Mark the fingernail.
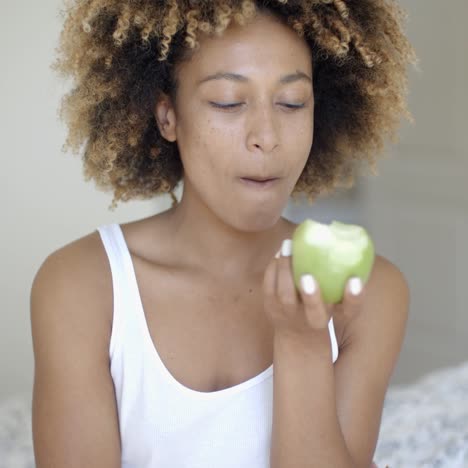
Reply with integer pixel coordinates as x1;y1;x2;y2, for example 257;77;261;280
349;277;363;296
301;274;316;295
275;249;281;259
281;239;292;257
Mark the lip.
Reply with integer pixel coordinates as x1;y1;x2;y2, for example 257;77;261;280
239;177;280;189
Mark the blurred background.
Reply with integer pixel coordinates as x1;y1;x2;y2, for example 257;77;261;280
1;0;467;426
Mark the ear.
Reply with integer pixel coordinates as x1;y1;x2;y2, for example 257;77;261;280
154;94;177;142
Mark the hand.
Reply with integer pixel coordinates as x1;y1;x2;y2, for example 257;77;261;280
262;239;365;341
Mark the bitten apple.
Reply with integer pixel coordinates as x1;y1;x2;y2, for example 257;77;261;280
291;219;375;304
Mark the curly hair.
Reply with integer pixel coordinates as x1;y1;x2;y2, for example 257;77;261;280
51;0;418;211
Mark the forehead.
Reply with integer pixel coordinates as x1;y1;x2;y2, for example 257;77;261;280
178;13;313;84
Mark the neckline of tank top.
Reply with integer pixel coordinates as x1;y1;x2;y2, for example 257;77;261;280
107;223;336;400
107;223;273;399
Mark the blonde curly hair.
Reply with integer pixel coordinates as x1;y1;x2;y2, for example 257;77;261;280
51;0;418;211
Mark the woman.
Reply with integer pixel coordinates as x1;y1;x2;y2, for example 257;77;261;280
31;1;416;467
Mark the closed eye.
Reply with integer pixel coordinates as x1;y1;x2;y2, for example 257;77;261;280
209;102;305;110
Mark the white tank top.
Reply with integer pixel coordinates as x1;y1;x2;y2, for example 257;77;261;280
96;223;339;468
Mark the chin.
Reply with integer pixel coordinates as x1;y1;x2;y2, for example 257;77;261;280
233;209;285;233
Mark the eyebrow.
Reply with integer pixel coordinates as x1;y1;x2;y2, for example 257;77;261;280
196;70;313;87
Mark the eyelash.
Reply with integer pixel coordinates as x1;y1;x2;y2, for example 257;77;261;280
209;102;305;111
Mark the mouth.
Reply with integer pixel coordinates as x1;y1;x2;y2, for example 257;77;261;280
239;177;280;189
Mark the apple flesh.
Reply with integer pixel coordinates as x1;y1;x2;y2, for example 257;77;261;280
291;219;375;304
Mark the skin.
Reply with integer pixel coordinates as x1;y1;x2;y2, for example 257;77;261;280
154;12;314;282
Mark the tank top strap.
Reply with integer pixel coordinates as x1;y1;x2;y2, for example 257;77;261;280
328;317;339;363
96;223;144;359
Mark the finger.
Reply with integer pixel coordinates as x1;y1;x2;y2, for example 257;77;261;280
342;276;364;319
276;239;300;308
299;274;330;329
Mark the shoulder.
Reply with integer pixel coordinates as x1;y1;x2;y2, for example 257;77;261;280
341;253;410;350
369;254;410;298
30;229;113;351
32;229;112;304
365;253;410;318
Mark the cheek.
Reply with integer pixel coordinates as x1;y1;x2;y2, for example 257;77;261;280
288;119;314;173
176;116;211;159
198;119;240;157
286;116;314;152
178;121;236;179
302;111;314;145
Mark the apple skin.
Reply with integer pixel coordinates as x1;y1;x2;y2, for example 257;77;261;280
291;219;375;304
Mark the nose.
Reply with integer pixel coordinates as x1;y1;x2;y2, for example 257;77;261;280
246;101;280;153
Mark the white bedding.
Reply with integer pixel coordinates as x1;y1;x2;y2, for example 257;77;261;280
374;360;468;468
1;360;468;468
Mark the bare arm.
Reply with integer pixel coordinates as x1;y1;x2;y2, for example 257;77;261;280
332;257;409;467
268;255;409;468
30;243;121;468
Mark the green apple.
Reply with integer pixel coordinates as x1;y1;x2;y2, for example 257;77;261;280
291;219;375;304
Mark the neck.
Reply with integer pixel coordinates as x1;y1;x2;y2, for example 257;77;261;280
163;187;293;281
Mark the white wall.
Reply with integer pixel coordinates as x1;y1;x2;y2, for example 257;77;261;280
361;0;468;385
1;0;467;402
